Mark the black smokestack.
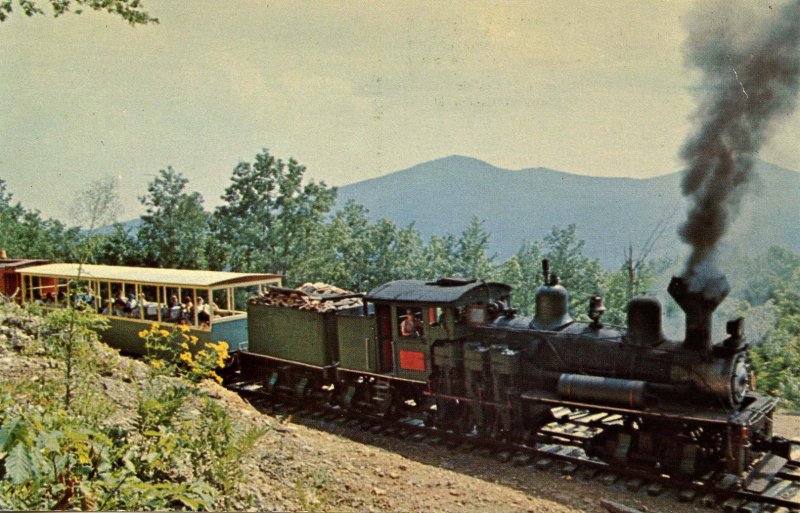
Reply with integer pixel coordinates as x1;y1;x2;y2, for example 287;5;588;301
679;0;800;282
668;274;730;352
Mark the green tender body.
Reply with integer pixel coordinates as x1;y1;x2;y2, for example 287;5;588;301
336;314;376;372
247;303;335;367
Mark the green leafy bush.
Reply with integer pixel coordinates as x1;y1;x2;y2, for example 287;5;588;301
751;327;800;409
0;306;264;510
138;323;229;384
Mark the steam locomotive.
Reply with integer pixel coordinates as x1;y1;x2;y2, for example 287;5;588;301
239;260;794;479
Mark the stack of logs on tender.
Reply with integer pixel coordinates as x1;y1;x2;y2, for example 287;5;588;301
250;282;363;312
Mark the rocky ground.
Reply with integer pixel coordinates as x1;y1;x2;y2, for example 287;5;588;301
1;303;797;512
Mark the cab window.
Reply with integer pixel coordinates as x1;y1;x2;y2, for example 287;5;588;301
428;306;445;327
398;307;423;338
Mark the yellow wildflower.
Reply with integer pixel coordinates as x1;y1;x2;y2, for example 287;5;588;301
214;374;223;384
159;330;170;337
190;336;198;344
179;352;192;363
179;325;190;333
150;359;164;369
180;342;189;350
138;330;148;338
151;322;160;330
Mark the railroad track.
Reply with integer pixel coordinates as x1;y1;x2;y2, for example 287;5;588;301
225;377;800;513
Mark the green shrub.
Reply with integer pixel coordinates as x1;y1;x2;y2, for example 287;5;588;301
751;324;800;411
138;323;229;384
1;307;264;510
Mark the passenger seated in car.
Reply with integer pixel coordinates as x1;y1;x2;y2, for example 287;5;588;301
125;293;138;315
182;296;194;321
113;291;127;316
196;297;211;324
168;295;182;321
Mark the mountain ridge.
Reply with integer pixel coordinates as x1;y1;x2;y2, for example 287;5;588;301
107;156;799;269
336;155;800;268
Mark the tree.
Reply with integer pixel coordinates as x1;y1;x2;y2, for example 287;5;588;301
68;175;118;263
362;218;421;290
13;211;79;261
600;249;662;326
69;175;117;231
46;176;119;410
390;223;423;283
497;240;542;316
0;0;157;24
0;180;25;255
738;246;800;306
138;167;209;269
211;149;336;278
0;180;78;260
89;223;143;266
298;201;422;292
414;234;459;281
296;200;368;289
739;261;800;409
453;216;496;280
412;220;496;282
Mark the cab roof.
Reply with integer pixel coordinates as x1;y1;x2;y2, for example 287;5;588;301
365;278;511;305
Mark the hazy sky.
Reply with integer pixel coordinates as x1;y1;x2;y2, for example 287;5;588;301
2;0;799;222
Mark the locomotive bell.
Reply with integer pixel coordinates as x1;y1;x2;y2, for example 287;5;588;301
532;260;573;331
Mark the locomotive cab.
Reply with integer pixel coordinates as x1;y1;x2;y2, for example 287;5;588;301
365;278;512;382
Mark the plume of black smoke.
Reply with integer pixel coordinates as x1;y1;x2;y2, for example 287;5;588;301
679;0;800;286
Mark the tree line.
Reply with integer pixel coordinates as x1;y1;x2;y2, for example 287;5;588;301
1;148;798;408
0;149;657;323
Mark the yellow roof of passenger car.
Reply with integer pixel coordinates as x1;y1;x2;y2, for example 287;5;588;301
19;263;282;289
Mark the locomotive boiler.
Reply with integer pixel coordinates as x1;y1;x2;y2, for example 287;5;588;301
480;262;750;410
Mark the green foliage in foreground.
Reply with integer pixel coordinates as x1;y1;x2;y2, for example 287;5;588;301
0;303;266;510
749;267;800;410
